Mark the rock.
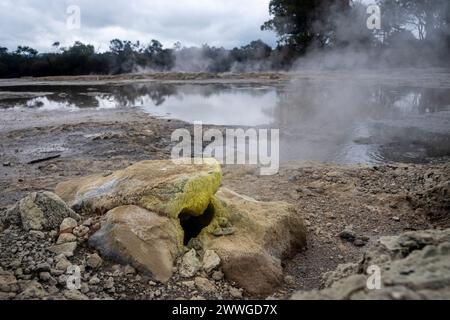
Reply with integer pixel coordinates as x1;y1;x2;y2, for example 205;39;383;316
124;265;136;275
4;192;80;231
36;263;51;273
104;277;115;289
200;188;307;296
16;281;48;300
55;159;222;218
292;228;450;300
339;229;356;242
181;281;196;289
202;250;221;273
89;205;179;283
39;272;52;282
73;225;90;238
179;249;202;278
56;233;77;244
55;159;306;296
86;253;103;269
212;270;224;281
229;287;243;299
187;238;203;251
48;242;77;257
64;290;89;300
195;277;216;293
60;217;78;232
0;270;19;293
55;256;72;271
89;276;100;286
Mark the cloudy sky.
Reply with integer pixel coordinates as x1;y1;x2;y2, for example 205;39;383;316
0;0;277;52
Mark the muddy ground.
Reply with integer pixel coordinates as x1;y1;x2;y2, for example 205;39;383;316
0;73;449;300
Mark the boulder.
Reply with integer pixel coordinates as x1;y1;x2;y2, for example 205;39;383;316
55;159;222;218
198;188;307;296
291;228;450;300
89;205;180;283
4;191;80;231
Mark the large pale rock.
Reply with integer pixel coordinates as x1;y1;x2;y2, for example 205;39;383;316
199;188;307;296
89;205;180;283
55;159;222;218
4;191;80;231
56;159;307;295
292;228;450;300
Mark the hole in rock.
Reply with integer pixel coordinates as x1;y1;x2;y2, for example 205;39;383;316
179;202;215;245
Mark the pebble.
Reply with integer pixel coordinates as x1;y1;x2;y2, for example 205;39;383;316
195;277;216;293
202;250;221;273
212;270;224;281
89;276;101;286
56;233;77;244
124;265;136;275
229;287;243;299
60;218;78;232
86;253;103;269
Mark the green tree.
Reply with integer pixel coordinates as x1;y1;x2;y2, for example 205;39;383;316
262;0;351;51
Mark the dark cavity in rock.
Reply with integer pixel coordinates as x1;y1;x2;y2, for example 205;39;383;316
179;203;215;245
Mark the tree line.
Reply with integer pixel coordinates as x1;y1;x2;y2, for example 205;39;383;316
0;0;449;78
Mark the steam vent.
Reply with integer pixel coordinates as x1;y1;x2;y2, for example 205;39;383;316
55;159;307;295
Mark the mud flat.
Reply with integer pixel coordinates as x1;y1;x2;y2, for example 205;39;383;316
0;73;449;300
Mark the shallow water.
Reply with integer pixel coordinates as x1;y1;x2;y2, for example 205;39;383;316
1;82;450;164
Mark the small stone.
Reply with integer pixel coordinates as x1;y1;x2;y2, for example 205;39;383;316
202;250;221;273
124;265;136;275
104;277;115;289
36;263;51;272
89;276;101;285
195;277;216;293
179;249;201;278
73;225;89;238
0;270;19;293
64;290;89;300
181;281;196;289
339;229;356;242
212;270;224;281
29;230;46;239
86;253;103;270
187;238;203;251
222;227;236;236
229;287;243;299
39;272;52;282
48;242;77;257
82;218;93;227
56;233;77;244
3;162;11;167
60;218;78;232
16;281;48;300
80;283;90;294
284;275;296;286
393;216;400;222
354;238;367;247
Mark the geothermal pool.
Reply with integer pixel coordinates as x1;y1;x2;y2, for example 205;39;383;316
1;81;450;164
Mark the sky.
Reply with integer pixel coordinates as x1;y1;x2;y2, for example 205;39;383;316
0;0;277;53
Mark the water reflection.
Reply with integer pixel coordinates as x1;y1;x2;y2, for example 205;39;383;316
1;82;449;164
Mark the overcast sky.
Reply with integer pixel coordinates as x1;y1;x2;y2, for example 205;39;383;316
0;0;277;52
